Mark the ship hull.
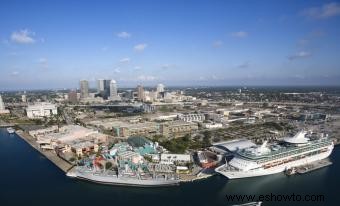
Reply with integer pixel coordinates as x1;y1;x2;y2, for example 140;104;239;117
68;171;180;187
216;144;333;179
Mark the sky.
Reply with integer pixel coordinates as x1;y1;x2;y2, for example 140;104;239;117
0;0;340;90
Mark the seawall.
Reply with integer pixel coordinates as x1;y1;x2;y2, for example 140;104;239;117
15;130;73;173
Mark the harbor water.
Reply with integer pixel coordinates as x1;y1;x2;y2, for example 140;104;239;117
0;128;339;206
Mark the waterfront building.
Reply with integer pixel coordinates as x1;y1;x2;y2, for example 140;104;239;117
0;95;10;114
160;154;192;165
26;102;57;119
80;80;89;99
69;141;99;157
30;125;107;155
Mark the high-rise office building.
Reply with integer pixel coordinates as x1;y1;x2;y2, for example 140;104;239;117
136;85;144;101
110;80;119;100
97;79;111;99
97;79;105;93
80;80;89;99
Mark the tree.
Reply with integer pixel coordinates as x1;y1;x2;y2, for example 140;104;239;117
105;162;113;170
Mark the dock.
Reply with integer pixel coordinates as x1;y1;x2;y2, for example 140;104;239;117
296;159;332;174
16;130;74;173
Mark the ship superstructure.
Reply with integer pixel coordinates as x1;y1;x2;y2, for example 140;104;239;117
215;131;334;179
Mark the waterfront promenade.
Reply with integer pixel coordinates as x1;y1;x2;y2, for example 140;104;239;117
16;130;73;173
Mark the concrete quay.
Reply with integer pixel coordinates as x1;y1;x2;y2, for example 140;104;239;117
16;130;73;173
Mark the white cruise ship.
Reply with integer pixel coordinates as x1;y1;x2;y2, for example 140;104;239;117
215;131;334;179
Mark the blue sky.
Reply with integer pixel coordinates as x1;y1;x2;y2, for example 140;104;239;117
1;0;340;90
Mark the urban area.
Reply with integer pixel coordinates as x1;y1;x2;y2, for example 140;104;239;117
1;79;339;186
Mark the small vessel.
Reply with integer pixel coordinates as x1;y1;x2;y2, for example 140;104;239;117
7;127;15;134
232;202;262;206
285;167;296;176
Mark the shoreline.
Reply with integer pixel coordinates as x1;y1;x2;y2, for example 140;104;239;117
13;129;211;185
15;130;73;173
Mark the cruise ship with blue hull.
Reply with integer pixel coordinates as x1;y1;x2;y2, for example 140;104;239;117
216;131;334;179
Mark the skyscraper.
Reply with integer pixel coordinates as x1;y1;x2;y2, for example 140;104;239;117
80;80;89;99
110;79;118;100
97;79;111;99
97;79;105;93
137;85;144;101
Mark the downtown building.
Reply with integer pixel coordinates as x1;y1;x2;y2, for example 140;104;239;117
80;80;89;99
97;79;111;99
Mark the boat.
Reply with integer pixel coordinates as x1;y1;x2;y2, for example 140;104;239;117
285;167;296;176
7;127;15;134
232;202;262;206
67;166;180;187
215;131;334;179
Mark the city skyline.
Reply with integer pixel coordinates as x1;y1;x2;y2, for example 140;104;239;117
1;0;340;90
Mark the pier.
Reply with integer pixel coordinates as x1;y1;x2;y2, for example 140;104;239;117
296;159;333;174
16;130;73;173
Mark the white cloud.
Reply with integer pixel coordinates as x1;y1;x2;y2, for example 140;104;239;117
212;40;223;48
301;2;340;19
134;43;147;52
119;57;130;63
117;31;131;38
288;51;312;60
137;75;157;81
230;31;248;38
11;29;36;44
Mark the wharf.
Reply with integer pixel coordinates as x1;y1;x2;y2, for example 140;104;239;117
296;159;332;174
16;130;73;173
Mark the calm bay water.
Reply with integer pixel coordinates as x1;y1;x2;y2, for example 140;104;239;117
0;128;339;206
